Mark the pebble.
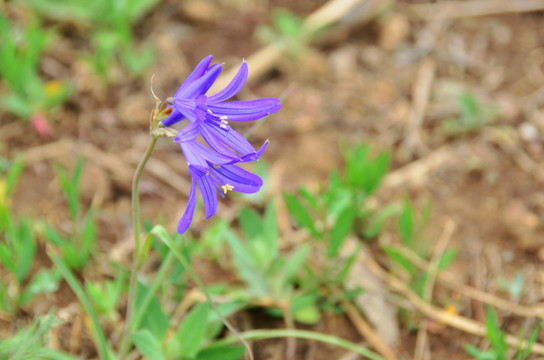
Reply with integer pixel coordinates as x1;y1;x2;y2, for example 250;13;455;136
519;122;540;142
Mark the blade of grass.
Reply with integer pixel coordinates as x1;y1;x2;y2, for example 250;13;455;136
211;329;384;360
49;253;112;360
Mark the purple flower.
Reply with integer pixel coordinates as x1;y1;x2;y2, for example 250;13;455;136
162;55;281;159
167;55;280;234
175;126;264;234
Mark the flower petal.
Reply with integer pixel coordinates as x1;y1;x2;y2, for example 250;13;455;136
179;64;222;99
179;141;206;167
190;165;218;219
161;106;185;127
190;140;240;165
172;99;198;123
212;164;263;194
199;121;256;156
174;122;199;143
175;55;213;97
207;61;248;103
208;98;281;121
240;140;268;162
177;177;197;234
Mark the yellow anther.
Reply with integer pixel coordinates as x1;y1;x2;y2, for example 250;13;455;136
220;184;234;194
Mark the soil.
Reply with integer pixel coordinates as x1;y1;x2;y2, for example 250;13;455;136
2;0;544;359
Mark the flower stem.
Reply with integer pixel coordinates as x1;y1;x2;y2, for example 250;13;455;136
118;135;158;360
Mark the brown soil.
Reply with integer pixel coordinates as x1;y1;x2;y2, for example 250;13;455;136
2;0;544;359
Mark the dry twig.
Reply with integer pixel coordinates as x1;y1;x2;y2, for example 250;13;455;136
414;219;456;360
362;252;544;355
411;0;544;21
393;244;544;320
402;58;436;158
342;301;398;360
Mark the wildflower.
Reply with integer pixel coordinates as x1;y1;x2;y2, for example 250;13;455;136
162;55;281;159
175;124;264;234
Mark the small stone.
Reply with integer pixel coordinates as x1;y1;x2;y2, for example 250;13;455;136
379;13;410;51
519;122;540;142
329;46;358;79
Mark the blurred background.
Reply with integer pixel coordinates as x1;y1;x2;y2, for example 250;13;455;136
1;0;544;359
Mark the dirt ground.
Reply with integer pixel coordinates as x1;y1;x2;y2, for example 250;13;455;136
2;0;544;359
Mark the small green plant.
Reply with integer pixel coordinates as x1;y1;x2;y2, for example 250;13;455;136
42;158;97;271
496;273;524;303
0;158;60;314
220;202;318;325
24;0;158;81
255;9;308;57
132;301;246;360
441;91;496;135
464;307;539;360
127;227;251;360
0;314;76;360
381;198;457;328
0;15;70;130
86;268;127;322
275;145;397;314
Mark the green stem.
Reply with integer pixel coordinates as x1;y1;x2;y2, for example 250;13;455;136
50;253;111;360
118;135;158;359
211;329;384;360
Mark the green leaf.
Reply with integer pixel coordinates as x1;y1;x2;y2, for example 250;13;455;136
437;248;457;271
328;206;356;258
14;219;36;282
132;330;166;360
263;201;279;257
345;145;390;195
283;194;320;237
5;158;25;196
43;224;65;246
239;208;263;240
135;282;169;341
398;200;413;246
0;94;32;119
464;344;495;359
0;242;15;273
274;9;302;38
346;145;369;189
382;245;415;275
516;326;539;360
168;302;209;358
363;203;400;238
298;188;318;210
195;345;245;360
224;230;267;296
292;294;320;325
19;268;60;304
485;307;507;359
278;244;309;287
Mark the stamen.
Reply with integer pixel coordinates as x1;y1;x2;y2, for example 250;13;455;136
221;184;234;194
213;165;221;169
